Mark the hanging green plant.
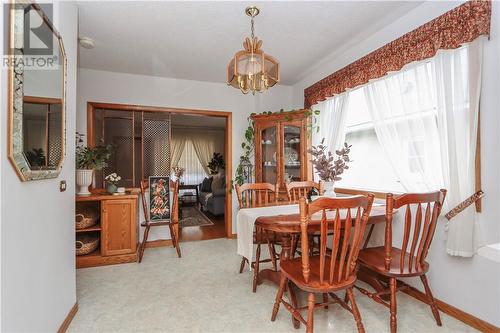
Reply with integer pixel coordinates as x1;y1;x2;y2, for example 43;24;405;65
233;108;320;187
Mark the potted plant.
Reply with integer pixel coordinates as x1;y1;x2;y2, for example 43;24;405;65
76;133;113;196
207;152;225;175
308;138;351;197
104;173;121;194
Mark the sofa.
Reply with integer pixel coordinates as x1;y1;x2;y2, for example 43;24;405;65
198;174;225;216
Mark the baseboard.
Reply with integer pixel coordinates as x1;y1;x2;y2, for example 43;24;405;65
229;233;237;239
403;285;499;333
57;302;78;333
145;239;173;248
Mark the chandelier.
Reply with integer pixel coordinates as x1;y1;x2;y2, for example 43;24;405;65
227;6;279;94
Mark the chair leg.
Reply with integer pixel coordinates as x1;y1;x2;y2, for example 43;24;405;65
239;257;248;273
253;244;261;292
420;274;442;326
169;224;182;258
271;274;287;321
347;287;365;333
138;225;150;263
322;293;329;309
306;293;315;333
268;240;278;271
389;277;397;333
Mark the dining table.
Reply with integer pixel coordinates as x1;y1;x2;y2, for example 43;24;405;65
236;201;389;329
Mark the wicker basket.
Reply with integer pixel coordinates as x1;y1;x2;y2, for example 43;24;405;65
75;208;98;230
76;235;99;256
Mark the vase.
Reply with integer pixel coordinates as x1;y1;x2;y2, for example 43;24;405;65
107;184;118;194
76;169;93;196
323;181;336;198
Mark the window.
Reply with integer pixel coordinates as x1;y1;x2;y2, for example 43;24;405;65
334;88;405;193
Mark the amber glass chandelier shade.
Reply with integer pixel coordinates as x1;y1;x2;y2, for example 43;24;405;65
227;48;279;94
227;7;279;94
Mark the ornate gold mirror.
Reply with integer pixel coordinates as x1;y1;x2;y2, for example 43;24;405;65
8;2;66;181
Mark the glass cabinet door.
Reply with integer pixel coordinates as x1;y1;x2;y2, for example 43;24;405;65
283;125;302;183
260;126;278;184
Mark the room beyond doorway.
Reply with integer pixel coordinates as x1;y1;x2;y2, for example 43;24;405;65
86;102;233;240
171;113;228;242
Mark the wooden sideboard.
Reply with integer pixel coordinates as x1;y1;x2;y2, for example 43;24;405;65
76;189;139;268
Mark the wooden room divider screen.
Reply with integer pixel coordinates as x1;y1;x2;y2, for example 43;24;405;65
92;108;171;188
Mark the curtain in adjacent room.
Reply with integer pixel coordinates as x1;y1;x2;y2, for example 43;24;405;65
190;130;224;176
177;139;207;185
171;131;187;167
363;38;484;256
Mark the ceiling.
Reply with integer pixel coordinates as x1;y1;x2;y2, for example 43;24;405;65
77;1;423;86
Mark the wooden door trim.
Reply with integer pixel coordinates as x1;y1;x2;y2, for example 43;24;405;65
87;101;233;239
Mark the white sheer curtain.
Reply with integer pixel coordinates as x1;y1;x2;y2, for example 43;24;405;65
435;38;484;256
312;92;350;151
363;61;443;192
363;38;484;256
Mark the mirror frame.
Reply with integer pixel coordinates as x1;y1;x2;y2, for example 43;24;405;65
7;2;67;181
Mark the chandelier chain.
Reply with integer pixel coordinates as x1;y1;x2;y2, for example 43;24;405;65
250;16;255;39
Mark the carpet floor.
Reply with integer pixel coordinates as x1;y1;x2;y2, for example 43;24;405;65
69;239;478;332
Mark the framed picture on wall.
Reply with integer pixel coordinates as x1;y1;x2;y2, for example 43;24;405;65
148;176;170;221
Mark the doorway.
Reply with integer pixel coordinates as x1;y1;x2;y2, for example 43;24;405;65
87;102;233;239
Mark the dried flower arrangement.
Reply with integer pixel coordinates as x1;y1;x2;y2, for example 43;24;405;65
308;138;352;182
172;166;185;179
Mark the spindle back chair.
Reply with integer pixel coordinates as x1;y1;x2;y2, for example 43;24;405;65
138;179;181;262
285;181;324;203
356;189;447;333
271;195;375;333
236;182;278;208
236;182;281;292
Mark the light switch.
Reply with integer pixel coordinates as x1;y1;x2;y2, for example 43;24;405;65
60;180;67;192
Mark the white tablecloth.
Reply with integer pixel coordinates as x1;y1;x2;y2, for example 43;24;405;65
236;202;386;262
237;204;299;262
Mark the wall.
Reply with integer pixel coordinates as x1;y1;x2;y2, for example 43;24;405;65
291;1;500;327
77;68;294;240
0;2;78;332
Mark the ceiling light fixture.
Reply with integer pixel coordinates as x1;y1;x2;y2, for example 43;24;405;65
227;6;279;95
79;37;95;49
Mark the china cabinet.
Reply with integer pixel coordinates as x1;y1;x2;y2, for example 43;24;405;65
252;110;311;190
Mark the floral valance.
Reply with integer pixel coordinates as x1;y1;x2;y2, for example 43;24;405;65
304;0;491;108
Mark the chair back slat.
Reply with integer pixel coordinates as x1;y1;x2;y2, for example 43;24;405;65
286;181;324;203
416;202;431;267
236;183;277;209
408;203;422;272
299;194;374;286
400;205;412;273
384;189;447;273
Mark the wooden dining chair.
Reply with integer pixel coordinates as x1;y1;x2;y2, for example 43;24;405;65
271;195;375;333
285;181;325;256
138;179;182;262
355;189;447;333
285;181;324;203
236;182;281;292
